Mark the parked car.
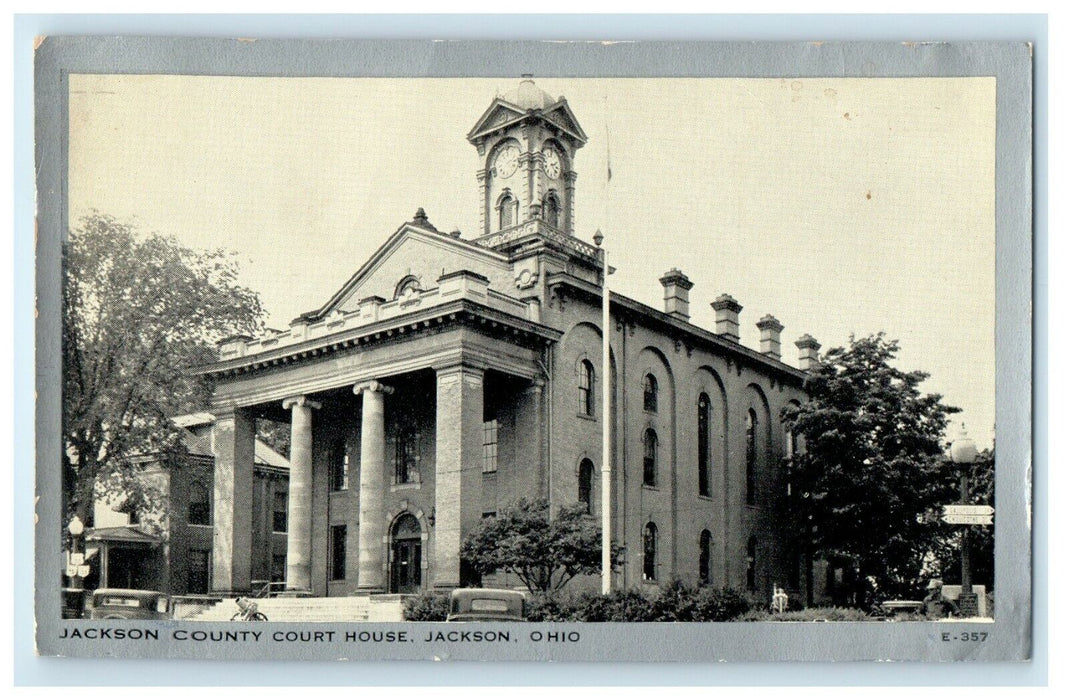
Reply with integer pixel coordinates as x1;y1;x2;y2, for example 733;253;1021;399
446;588;526;622
88;588;171;620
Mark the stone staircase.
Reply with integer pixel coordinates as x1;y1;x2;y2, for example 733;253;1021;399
187;594;405;622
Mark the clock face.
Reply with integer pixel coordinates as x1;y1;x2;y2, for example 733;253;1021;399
495;144;520;179
542;147;562;179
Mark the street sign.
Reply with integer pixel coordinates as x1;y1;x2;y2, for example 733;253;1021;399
65;565;77;578
941;514;993;525
942;505;994;517
69;552;85;566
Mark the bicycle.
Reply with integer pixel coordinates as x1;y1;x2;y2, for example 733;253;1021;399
230;596;268;621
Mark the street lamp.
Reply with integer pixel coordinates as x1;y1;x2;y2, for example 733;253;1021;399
67;515;85;589
948;425;979;613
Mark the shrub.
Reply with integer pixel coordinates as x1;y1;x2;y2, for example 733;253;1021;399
527;582;750;622
735;606;873;622
403;591;450;621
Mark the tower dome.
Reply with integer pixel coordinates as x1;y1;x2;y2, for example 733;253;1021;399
502;75;557;110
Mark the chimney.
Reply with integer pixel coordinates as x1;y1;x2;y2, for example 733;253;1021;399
712;294;743;341
795;334;822;372
756;315;784;359
659;268;694;321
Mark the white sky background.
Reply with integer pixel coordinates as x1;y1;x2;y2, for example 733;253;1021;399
68;75;996;447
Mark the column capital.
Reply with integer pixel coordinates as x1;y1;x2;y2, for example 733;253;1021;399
523;378;546;395
282;395;322;411
353;380;394;396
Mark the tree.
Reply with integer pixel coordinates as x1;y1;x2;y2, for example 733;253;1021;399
62;213;265;524
782;333;961;604
460;498;621;593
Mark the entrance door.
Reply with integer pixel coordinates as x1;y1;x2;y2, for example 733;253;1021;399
390;514;422;594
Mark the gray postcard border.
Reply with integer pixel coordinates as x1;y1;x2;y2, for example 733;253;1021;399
23;25;1040;682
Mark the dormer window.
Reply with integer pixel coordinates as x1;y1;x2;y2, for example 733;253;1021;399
395;276;421;305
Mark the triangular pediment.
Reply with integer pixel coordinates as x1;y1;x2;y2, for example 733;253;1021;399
467;100;528;143
541;102;587;145
297;223;512;323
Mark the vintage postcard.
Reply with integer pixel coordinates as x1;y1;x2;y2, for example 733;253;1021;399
33;38;1033;662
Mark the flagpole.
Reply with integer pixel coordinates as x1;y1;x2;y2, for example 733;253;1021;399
595;230;611;594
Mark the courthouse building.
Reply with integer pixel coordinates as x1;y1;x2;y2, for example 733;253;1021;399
198;78;821;600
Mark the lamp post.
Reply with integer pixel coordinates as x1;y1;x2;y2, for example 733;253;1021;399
949;425;979;614
67;515;85;590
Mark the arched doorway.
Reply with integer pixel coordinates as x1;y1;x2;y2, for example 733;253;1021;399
389;513;422;593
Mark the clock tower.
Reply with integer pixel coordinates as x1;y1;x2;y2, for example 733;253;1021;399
468;76;588;237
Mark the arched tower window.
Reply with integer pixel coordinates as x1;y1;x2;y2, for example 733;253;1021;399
643;374;658;413
746;409;757;506
698;393;711;497
499;192;515;229
579;360;595;416
643;429;658;487
543;192;560;228
699;529;712;584
746;536;758;592
578;458;594;513
643;522;658;581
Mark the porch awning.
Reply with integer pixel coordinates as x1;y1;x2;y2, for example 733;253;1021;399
84;526;161;546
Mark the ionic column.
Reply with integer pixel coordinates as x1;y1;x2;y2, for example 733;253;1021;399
354;380;393;592
211;407;256;592
434;365;484;589
281;395;321;591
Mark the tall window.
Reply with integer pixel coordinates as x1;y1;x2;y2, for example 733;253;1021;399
643;522;658;581
643;374;658;413
188;549;210;594
330;524;347;581
579;360;595;416
482;419;499;473
395;424;419;484
643;429;658;487
699;529;712;584
698;393;711;497
499;193;515;229
329;437;349;492
272;490;288;533
746;536;757;592
746;409;757;506
578;458;594;513
543;192;560;228
188;482;210;525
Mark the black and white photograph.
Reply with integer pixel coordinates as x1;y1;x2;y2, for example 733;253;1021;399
31;37;1033;663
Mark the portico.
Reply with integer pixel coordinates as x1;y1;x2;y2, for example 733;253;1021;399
201;298;558;595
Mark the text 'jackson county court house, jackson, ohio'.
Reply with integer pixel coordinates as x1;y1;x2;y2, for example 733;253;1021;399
196;78;827;603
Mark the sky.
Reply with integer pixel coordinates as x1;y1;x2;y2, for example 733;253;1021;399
67;75;996;447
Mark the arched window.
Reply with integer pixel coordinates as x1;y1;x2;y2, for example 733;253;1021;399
643;374;658;413
188;482;210;525
643;522;658;581
499;192;515;229
698;393;711;497
543;192;560;228
746;536;758;592
643;429;658;487
578;360;595;416
746;409;757;506
699;529;712;584
578;458;594;513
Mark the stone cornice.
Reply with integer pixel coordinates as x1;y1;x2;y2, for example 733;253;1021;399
545;272;807;386
195;299;562;380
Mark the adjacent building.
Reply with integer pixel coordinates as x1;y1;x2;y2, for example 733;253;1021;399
85;413;289;596
198;78;822;601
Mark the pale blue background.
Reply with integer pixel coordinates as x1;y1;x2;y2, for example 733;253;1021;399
13;13;1048;686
